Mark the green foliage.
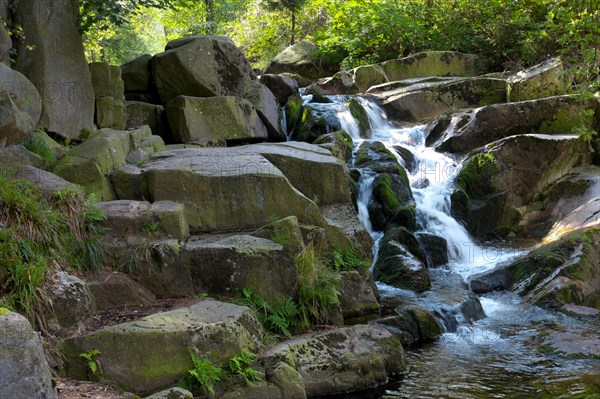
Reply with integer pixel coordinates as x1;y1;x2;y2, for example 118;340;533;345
0;177;106;322
236;288;304;337
22;135;57;166
296;243;341;325
142;220;160;234
185;349;223;394
329;244;370;271
79;349;102;376
226;349;263;386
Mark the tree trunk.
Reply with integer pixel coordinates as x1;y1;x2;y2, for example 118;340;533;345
291;10;296;45
204;0;214;35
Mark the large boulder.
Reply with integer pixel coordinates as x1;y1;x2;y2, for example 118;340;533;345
166;95;267;144
451;134;589;239
125;101;171;141
382;77;507;122
338;270;381;321
259;74;299;105
369;172;416;232
62;300;263;395
260;324;407;397
0;63;42;144
434;95;599;153
507;57;570;102
151;36;255;105
89;62;124;99
470;228;600;310
181;235;296;302
121;54;153;93
85;271;156;311
354;64;388;93
0;310;58;399
54;126;165;200
244;81;283;140
264;40;334;81
373;227;431;292
14;0;94;138
0;21;10;63
382;51;488;82
377;305;443;348
305;71;359;96
111;146;325;232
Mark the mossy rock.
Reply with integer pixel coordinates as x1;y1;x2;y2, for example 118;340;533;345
373;227;430;292
416;233;449;267
313;130;353;162
355;141;404;175
368;173;415;232
347;98;371;138
470;228;600;310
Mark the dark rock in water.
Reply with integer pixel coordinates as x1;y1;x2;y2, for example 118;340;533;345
451;134;589;239
424;113;451;147
376;305;442;348
469;228;600;310
436;95;599;154
259;73;299;105
14;0;94;138
309;93;332;103
417;233;449;267
288;102;341;142
313;130;353;162
348;98;371;138
369;173;416;231
373;227;430;292
392;145;418;173
355;141;404;175
305;71;358;95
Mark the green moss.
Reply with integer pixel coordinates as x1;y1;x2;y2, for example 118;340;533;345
347;99;370;137
455;152;499;196
0;308;10;315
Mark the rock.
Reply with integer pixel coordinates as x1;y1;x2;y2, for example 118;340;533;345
89;62;124;99
392;145;418;174
338;270;381;321
220;381;283;399
252;215;306;256
0;145;44;169
348;98;371;138
8;165;71;195
126;101;171;141
355;141;404;175
305;71;359;95
245;81;283;140
264;40;334;81
354;64;388;93
469;228;600;310
261;325;407;397
95;96;127;129
373;227;430;292
0;63;42;128
416;233;449;267
382;77;507;122
289;102;341;142
377;305;442;348
62;300;264;395
166;95;267;144
0;91;36;144
313;130;354;162
435;95;599;153
266;362;306;399
382;51;488;82
54;126;164;200
111;146;325;232
14;0;94;138
452;134;589;239
144;387;193;399
0;21;10;62
85;271;156;311
0;311;58;399
507;57;570;102
97;200;189;240
152;36;255;105
121;54;153;93
47;271;96;336
180;235;296;302
259;74;299;105
368;172;416;232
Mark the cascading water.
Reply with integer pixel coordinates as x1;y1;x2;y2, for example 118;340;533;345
301;94;600;398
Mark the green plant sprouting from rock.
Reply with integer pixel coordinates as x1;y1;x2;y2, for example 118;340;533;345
79;348;102;376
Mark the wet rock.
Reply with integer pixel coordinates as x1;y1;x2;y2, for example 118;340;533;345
507;57;570;102
62;300;263;395
373;227;430;292
368;173;416;231
0;310;58;399
392;145;418;173
470;228;600;310
260;324;407;397
313;130;354;162
338;270;381;322
355;141;404;175
451;134;589;239
377;304;442;348
435;95;599;153
417;233;449;267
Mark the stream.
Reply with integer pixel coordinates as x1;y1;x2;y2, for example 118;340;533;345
301;94;600;398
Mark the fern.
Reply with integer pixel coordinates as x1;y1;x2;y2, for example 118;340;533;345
186;349;223;395
79;349;102;376
227;349;263;387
